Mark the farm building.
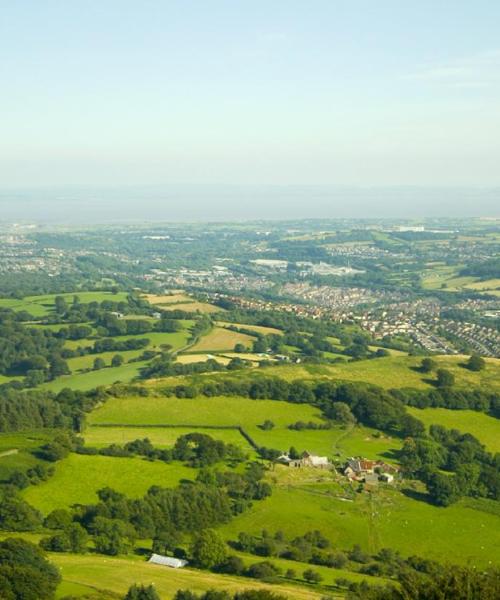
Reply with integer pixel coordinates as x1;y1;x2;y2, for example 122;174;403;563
344;457;399;482
148;553;188;568
278;451;330;469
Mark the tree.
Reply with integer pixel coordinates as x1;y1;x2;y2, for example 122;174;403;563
234;343;246;353
420;357;437;373
111;354;125;367
93;357;106;370
466;355;485;372
260;420;275;431
124;584;161;600
234;592;289;600
44;509;72;530
216;555;245;575
0;494;43;531
427;472;460;506
436;369;455;388
303;568;323;584
330;402;356;425
190;529;227;569
54;296;68;314
246;561;281;580
92;517;136;556
0;538;60;599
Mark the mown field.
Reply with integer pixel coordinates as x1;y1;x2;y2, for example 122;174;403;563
408;407;500;452
189;326;255;352
162;301;222;314
52;554;324;600
22;453;195;513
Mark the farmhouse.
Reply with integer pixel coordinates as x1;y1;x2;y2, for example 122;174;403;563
278;451;330;469
148;553;188;568
344;457;399;482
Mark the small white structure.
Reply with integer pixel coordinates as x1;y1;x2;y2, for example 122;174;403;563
148;553;188;568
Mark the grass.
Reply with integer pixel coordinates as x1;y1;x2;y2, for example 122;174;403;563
256;355;500;391
22;453;195;513
234;550;388;588
0;430;56;482
464;278;500;291
189;327;255;352
408;407;500;453
89;395;323;429
176;354;231;365
144;293;193;304
52;554;324;600
41;360;149;392
216;321;284;336
219;478;500;567
161;301;223;314
67;349;145;371
84;425;252;450
0;291;129;317
87;395;402;458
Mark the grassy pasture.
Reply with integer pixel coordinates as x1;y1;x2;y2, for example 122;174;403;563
67;349;145;371
84;425;251;450
219;480;500;567
41;360;149;392
52;554;323;600
464;278;500;291
0;291;129;317
22;454;194;513
0;430;56;482
234;550;388;588
189;327;255;352
257;355;500;391
408;407;500;453
250;424;401;461
89;395;323;430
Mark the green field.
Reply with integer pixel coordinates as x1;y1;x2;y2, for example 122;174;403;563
219;478;500;567
84;425;252;450
89;395;323;429
87;395;403;459
189;326;255;353
67;349;145;371
408;407;500;452
256;355;500;391
22;453;194;513
52;554;323;600
41;360;149;392
0;430;56;482
0;291;129;317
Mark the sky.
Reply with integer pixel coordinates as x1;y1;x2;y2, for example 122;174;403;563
1;1;499;219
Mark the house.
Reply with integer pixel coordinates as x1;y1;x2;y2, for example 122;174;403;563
344;457;399;482
278;451;330;469
148;553;188;568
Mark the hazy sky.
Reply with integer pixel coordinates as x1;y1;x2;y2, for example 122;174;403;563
1;1;500;196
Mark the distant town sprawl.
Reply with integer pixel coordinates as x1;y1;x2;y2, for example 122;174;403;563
1;218;499;356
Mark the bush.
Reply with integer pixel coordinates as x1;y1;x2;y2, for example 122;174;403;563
303;568;323;584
